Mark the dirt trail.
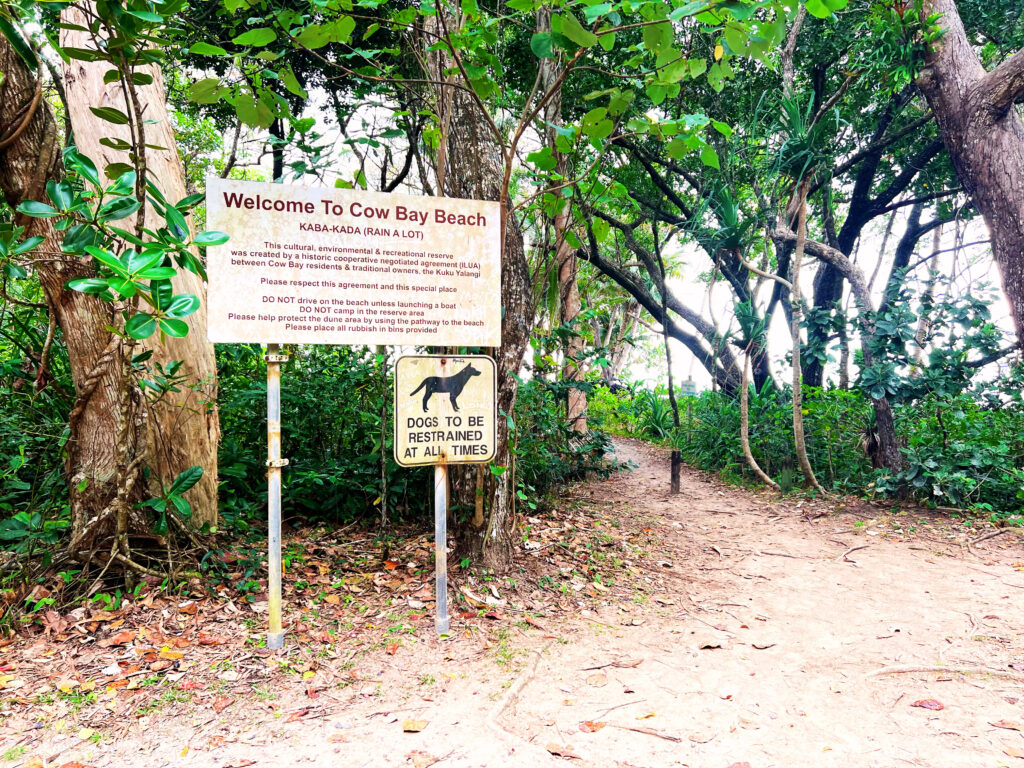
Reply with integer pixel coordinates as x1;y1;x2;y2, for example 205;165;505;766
5;438;1024;768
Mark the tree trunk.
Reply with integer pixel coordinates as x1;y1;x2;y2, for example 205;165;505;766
0;37;140;546
918;0;1024;342
61;8;220;525
537;9;587;434
424;17;533;571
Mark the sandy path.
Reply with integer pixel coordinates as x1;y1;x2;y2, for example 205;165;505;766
8;438;1023;768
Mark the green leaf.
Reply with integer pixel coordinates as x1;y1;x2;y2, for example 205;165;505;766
4;263;29;279
805;0;847;18
530;31;554;59
125;313;157;340
167;466;203;495
232;28;277;47
67;277;110;294
552;13;597;48
126;249;164;274
190;42;228;56
581;107;613;140
526;147;557;171
99;137;132;151
281;67;308;98
0;17;38;70
165;206;189;239
712;120;733;138
136;267;177;280
97;196;142;223
164;294;200;319
700;144;720;169
125;9;162;22
107;170;137;197
85;246;128;274
688;58;708;79
189;78;223;104
16;201;60;218
158;318;189;337
12;236;45;256
193;231;229;246
89;106;131;125
46;180;74;211
63;147;100;187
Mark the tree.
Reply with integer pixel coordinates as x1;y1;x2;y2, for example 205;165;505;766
917;0;1024;342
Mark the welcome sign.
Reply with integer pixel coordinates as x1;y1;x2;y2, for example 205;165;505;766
205;178;502;347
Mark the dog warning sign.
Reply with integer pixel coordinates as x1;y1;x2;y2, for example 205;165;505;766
394;355;496;467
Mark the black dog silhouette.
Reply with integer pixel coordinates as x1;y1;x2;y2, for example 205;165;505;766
409;363;481;413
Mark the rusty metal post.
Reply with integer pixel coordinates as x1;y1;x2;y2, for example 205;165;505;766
266;343;288;650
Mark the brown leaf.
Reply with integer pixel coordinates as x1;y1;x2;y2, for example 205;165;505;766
178;601;199;615
98;630;135;648
726;763;752;768
285;708;309;722
212;695;233;713
323;594;340;605
198;632;228;646
384;560;400;570
158;647;184;661
992;720;1024;731
911;699;944;711
223;761;256;768
403;719;429;733
524;616;548;631
586;673;608;687
544;743;581;759
386;643;399;656
59;762;97;768
149;660;173;672
1005;747;1024;759
579;721;606;733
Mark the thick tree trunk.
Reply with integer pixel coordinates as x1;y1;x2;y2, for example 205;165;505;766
918;0;1024;342
425;18;533;570
61;8;220;525
0;38;140;544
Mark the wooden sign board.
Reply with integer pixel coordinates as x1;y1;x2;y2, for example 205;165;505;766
204;178;501;347
394;355;496;467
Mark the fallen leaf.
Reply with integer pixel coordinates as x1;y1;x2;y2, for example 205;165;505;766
198;632;228;646
158;647;184;661
384;560;400;570
97;630;135;648
224;761;256;768
726;763;752;768
1005;747;1024;759
386;643;398;656
579;721;605;733
212;695;233;713
636;712;656;720
323;594;340;605
992;720;1024;731
545;743;581;759
403;719;429;732
327;734;348;744
59;762;96;768
57;679;79;693
285;708;309;722
149;660;173;672
524;616;548;631
586;673;608;687
178;601;199;615
23;758;45;768
911;699;944;711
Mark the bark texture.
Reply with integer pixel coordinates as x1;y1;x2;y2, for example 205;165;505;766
0;38;138;542
538;8;586;433
424;17;533;570
918;0;1024;342
61;7;220;524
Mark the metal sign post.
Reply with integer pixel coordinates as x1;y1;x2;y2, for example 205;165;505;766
434;464;450;636
393;354;497;636
266;343;288;650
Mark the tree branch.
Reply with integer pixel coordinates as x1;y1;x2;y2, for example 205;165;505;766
975;47;1024;115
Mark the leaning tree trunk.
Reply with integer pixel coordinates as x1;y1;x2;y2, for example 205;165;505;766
538;8;587;434
424;18;533;570
61;6;220;524
918;0;1024;343
0;37;140;543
